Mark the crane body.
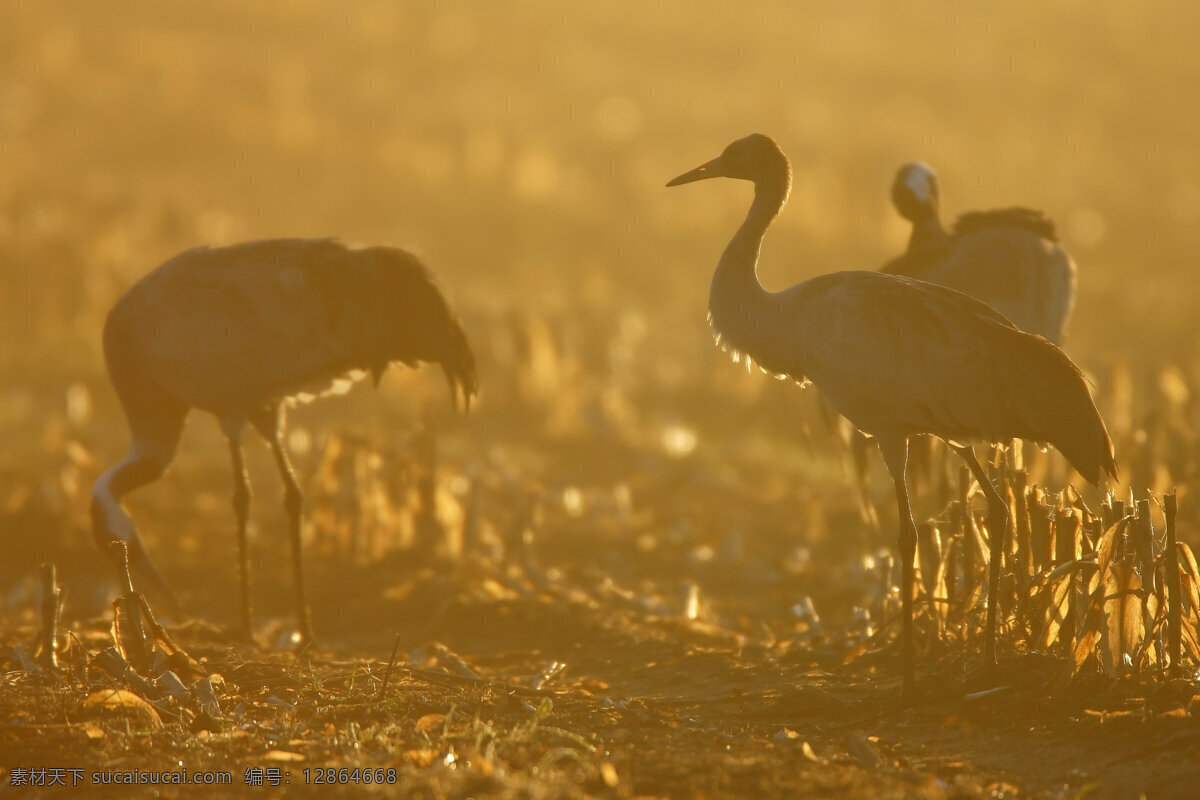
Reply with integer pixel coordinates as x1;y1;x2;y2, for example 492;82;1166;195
883;162;1076;346
92;238;477;644
668;135;1115;697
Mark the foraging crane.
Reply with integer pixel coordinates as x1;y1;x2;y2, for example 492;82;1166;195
667;135;1115;697
91;238;477;645
883;161;1077;345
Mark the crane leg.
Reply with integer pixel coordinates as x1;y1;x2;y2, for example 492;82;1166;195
227;434;254;639
252;407;316;648
950;443;1010;675
876;434;916;700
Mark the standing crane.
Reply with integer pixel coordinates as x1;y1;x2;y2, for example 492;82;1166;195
882;161;1077;345
91;238;477;646
883;162;1079;481
667;135;1115;697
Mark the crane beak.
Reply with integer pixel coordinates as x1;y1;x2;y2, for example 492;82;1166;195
666;156;725;187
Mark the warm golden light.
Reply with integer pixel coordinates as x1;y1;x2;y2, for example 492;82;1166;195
2;2;1197;796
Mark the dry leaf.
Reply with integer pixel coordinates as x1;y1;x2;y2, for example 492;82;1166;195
415;713;446;733
1101;562;1143;676
1035;570;1073;649
82;689;162;729
80;723;105;742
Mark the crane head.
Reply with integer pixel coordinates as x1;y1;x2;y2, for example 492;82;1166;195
667;133;791;187
892;162;940;221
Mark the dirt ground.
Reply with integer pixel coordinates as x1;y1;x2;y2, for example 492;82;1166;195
3;421;1198;799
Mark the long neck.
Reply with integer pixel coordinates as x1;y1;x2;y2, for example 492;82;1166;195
884;208;950;280
91;449;179;603
908;206;948;253
92;457;148;543
708;172;791;355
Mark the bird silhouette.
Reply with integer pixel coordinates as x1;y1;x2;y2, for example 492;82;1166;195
882;161;1076;345
92;238;477;645
667;135;1115;697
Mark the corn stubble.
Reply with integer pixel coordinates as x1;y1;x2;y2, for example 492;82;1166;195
887;457;1199;686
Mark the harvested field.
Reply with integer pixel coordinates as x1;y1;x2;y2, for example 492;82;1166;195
3;2;1200;798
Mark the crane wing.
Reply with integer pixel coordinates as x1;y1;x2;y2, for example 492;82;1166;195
953;207;1058;242
781;272;1021;437
776;271;1111;482
929;227;1077;343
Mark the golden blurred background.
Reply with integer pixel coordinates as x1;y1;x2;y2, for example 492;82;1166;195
4;0;1200;603
5;2;1198;356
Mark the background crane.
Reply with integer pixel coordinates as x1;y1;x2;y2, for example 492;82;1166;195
882;161;1080;482
91;238;478;645
882;161;1077;346
667;134;1116;698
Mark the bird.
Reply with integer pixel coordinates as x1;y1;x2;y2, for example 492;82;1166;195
666;134;1116;697
91;238;477;646
883;162;1080;483
882;161;1077;346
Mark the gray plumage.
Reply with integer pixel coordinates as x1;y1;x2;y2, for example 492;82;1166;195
667;134;1115;697
92;238;477;644
882;162;1077;345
